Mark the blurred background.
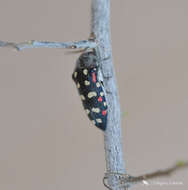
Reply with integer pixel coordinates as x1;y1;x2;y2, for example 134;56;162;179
0;0;187;189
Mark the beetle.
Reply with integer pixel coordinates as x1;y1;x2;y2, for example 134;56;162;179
72;50;107;131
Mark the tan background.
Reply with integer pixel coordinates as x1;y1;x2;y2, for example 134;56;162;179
0;0;187;189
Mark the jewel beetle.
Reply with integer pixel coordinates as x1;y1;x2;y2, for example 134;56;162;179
72;50;108;131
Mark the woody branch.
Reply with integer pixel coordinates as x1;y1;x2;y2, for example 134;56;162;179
0;39;97;51
91;0;126;189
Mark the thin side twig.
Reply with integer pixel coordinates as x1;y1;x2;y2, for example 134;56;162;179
0;39;97;51
131;160;188;182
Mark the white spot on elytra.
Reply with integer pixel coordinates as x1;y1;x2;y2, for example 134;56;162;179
104;102;107;106
80;95;85;100
88;91;97;98
84;80;90;86
96;82;100;87
100;92;104;96
91;107;100;113
77;83;80;88
96;118;102;123
85;109;90;114
83;69;88;75
74;72;77;78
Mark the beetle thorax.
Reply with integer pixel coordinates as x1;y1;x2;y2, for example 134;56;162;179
76;51;98;69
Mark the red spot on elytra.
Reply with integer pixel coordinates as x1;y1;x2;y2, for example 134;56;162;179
98;96;102;102
92;72;96;83
102;110;107;116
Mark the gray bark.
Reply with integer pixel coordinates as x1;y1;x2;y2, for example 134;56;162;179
91;0;126;189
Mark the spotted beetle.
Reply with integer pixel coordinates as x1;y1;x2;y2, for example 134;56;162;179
72;50;107;131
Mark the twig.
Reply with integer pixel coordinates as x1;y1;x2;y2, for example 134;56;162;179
0;39;97;51
131;160;188;182
91;0;126;189
104;161;188;189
